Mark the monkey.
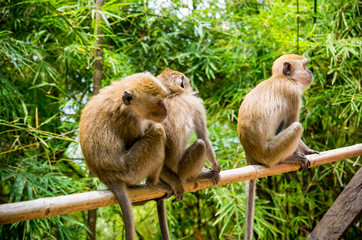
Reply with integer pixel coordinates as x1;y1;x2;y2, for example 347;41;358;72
79;72;169;240
154;68;221;239
158;68;221;196
237;54;319;240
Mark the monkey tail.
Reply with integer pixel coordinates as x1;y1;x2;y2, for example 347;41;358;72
156;199;171;240
110;183;135;240
245;179;256;240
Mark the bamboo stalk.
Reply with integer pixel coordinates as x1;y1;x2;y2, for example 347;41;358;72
89;0;105;237
0;144;361;225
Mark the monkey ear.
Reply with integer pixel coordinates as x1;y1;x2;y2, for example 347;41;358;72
283;62;292;75
122;91;134;106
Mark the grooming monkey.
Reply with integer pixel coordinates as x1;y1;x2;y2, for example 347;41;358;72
237;54;319;240
155;68;221;239
79;72;169;240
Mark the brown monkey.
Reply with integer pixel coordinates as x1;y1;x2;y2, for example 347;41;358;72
237;54;319;240
155;68;221;239
79;72;168;240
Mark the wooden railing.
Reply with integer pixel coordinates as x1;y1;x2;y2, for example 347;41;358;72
0;144;361;225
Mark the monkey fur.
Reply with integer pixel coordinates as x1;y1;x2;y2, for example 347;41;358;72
79;72;169;240
237;54;319;240
155;68;221;239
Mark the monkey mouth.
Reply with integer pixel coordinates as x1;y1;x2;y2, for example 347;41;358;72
302;77;313;86
150;112;168;123
154;115;167;123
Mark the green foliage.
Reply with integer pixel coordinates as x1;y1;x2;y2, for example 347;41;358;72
0;0;361;239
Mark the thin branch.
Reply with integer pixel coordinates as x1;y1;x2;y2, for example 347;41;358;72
46;3;88;49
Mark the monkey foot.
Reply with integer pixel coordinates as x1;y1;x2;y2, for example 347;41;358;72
161;190;173;200
172;192;184;203
213;164;221;173
158;189;183;202
305;149;319;155
299;160;310;171
285;152;311;171
196;167;221;184
296;152;310;171
209;168;220;185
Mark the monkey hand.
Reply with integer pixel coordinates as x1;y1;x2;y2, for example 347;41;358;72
147;123;166;137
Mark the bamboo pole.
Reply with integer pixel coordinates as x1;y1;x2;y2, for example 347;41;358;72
307;166;362;239
0;144;361;225
89;0;105;237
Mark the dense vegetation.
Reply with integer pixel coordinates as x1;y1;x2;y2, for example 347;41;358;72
0;0;360;239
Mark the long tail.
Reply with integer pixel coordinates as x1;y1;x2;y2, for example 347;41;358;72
156;199;171;240
111;183;135;240
245;179;256;240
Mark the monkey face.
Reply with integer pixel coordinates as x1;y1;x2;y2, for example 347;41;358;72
133;94;167;122
147;98;168;122
156;68;192;95
121;72;168;123
283;58;314;87
122;90;168;123
301;61;314;86
293;59;314;87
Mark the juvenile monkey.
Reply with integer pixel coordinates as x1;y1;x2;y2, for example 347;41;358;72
237;54;319;240
155;68;221;239
79;72;168;240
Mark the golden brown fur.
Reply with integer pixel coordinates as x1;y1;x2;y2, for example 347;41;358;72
237;54;318;240
154;68;221;239
238;54;317;167
157;68;220;189
79;72;168;240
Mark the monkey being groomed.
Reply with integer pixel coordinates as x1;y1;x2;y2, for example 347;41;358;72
155;68;221;239
79;72;169;240
237;54;319;240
